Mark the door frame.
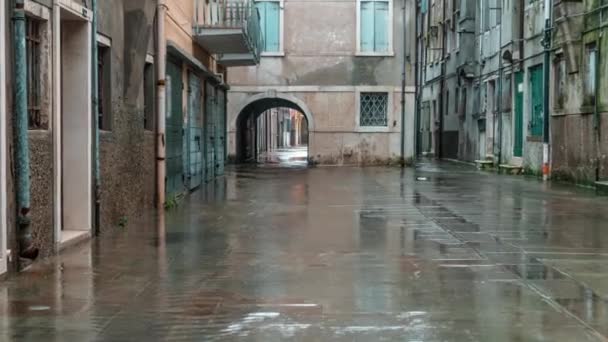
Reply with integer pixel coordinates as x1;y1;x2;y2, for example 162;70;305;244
1;0;8;275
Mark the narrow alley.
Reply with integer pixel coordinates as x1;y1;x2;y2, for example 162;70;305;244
2;162;608;341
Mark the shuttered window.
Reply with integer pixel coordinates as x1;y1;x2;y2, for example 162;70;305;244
256;1;281;52
360;0;390;53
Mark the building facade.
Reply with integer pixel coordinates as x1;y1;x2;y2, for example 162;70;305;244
1;0;257;276
227;0;417;165
417;0;607;185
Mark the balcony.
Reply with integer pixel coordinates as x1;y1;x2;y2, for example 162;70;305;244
193;0;263;66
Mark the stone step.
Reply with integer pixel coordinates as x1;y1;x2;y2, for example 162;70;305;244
474;159;495;170
499;164;523;175
596;181;608;196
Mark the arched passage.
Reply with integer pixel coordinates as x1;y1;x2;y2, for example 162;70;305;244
233;93;314;165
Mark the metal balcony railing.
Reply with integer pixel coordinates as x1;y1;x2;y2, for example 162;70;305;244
193;0;264;63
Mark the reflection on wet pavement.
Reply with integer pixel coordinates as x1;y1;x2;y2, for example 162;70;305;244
2;161;608;341
257;147;308;168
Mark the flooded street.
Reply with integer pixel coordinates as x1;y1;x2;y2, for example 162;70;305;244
2;161;608;341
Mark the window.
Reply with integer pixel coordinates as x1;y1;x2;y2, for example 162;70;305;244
256;0;282;53
98;44;112;131
358;0;392;54
26;17;45;130
144;62;155;131
360;92;388;126
585;43;597;104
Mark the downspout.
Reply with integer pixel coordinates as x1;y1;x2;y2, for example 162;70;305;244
542;0;553;181
13;0;38;260
438;0;446;158
91;0;100;235
156;0;167;208
594;31;601;182
400;0;407;166
497;3;503;165
414;0;420;157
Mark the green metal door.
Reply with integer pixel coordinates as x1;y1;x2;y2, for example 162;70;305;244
166;59;184;197
513;71;524;157
529;65;544;137
188;73;203;190
204;82;216;182
215;89;226;176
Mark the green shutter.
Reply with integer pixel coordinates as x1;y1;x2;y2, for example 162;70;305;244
265;2;280;52
374;1;389;52
256;2;267;49
360;1;374;52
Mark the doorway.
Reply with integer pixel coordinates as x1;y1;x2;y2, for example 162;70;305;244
58;9;93;244
238;106;309;167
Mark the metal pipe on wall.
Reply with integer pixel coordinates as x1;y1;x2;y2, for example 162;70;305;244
156;0;167;208
400;0;407;166
91;0;100;235
542;0;553;181
13;0;39;261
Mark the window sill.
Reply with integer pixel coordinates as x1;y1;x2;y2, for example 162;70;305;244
355;51;395;57
261;51;285;57
356;126;390;133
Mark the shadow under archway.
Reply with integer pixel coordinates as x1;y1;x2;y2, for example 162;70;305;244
235;96;312;166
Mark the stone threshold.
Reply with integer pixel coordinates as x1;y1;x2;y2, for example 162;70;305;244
58;230;91;252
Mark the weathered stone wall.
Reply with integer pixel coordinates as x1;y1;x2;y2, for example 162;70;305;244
552;113;608;185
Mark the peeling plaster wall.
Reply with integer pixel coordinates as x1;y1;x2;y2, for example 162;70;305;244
227;0;417;164
550;0;608;184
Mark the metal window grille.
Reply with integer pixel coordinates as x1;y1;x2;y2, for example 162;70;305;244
360;92;388;126
26;18;44;130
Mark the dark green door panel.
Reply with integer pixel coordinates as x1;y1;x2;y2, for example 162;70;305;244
188;73;203;190
215;89;226;176
529;65;544;138
166;59;184;197
204;82;216;182
514;71;524;157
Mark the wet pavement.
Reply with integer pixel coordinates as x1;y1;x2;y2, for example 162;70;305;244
257;147;308;167
2;161;608;341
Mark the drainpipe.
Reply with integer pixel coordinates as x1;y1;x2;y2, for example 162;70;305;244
497;3;503;165
594;33;601;182
400;0;407;166
542;0;553;181
13;0;39;260
438;0;446;159
156;0;167;208
91;0;100;235
414;0;420;157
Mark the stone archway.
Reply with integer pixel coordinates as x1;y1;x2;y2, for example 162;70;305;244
231;92;314;163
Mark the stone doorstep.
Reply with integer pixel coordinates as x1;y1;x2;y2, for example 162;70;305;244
499;164;524;175
474;160;495;170
596;181;608;196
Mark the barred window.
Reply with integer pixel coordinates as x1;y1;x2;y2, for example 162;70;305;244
26;18;45;130
360;92;388;127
